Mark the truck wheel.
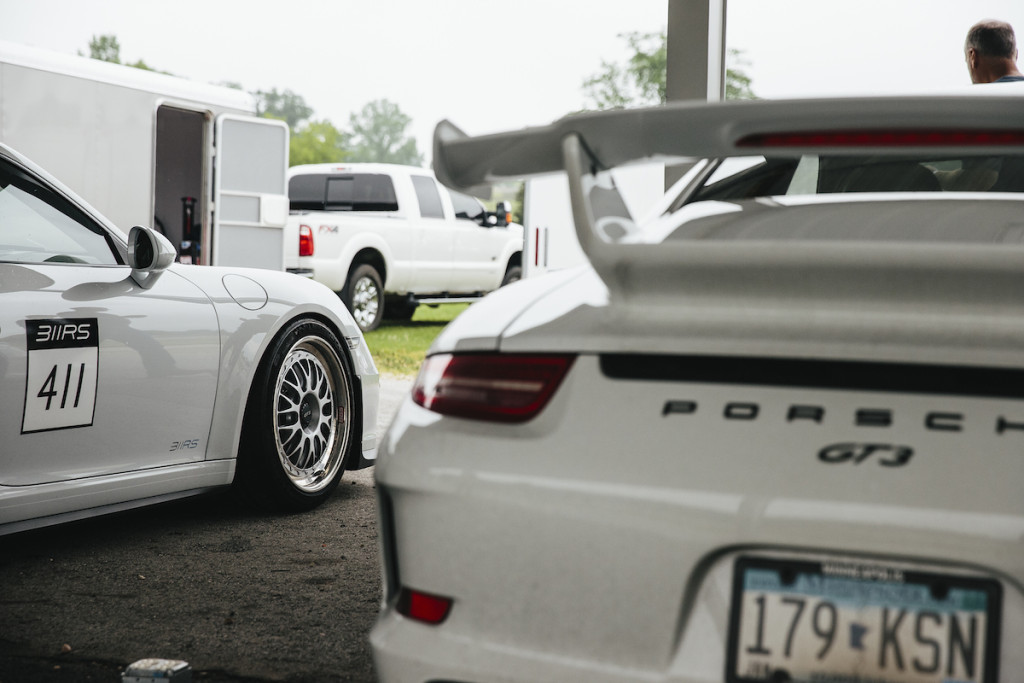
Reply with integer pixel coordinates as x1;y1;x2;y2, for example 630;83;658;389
501;265;522;287
344;264;384;332
235;318;356;512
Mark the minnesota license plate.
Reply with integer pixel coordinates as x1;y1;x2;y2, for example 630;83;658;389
727;557;1001;683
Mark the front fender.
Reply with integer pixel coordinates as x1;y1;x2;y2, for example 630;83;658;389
170;266;379;468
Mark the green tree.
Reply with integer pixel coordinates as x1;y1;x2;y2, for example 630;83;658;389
80;34;172;74
583;31;755;109
83;34;121;63
253;89;314;130
724;49;755;100
346;99;423;166
289;119;350;166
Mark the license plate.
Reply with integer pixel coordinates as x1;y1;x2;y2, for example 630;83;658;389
727;557;1001;683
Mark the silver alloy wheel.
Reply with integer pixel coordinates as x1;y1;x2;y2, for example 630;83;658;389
272;335;351;493
351;275;380;329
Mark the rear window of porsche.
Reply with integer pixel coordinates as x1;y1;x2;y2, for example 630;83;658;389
687;154;1024;204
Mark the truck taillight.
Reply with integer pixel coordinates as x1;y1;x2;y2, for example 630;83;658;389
412;353;575;423
299;224;314;256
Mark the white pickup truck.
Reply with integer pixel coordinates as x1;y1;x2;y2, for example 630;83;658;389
285;163;524;331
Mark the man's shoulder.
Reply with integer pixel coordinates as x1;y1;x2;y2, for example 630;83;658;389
994;75;1024;82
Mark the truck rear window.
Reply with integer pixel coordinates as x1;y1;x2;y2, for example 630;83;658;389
289;173;399;212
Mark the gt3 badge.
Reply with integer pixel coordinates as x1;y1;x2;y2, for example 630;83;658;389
22;318;99;434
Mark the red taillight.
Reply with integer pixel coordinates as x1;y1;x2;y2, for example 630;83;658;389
736;129;1024;148
298;224;314;257
412;353;575;423
396;588;452;625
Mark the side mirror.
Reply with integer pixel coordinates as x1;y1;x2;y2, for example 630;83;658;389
482;201;510;228
128;225;176;289
495;201;511;227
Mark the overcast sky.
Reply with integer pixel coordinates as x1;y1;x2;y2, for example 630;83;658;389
2;0;1023;163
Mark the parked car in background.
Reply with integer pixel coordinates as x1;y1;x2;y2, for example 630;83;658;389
372;88;1024;682
284;163;523;331
0;142;380;535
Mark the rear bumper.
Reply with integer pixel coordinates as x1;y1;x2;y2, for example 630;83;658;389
371;612;670;683
371;354;1024;681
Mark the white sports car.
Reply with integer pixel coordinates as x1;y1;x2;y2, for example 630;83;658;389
371;90;1024;682
0;142;379;535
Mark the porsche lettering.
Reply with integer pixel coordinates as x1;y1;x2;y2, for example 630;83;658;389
662;400;1024;435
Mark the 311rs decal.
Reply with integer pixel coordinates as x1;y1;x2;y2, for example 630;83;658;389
22;318;99;434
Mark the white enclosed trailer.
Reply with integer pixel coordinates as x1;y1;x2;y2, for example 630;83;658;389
0;40;289;270
522;165;667;278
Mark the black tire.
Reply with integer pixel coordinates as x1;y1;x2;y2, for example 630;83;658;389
235;318;357;512
383;296;419;321
501;264;522;287
344;263;384;332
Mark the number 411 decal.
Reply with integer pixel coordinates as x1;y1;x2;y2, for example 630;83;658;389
22;319;99;434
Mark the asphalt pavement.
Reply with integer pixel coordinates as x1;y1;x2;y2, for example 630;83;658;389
0;374;414;683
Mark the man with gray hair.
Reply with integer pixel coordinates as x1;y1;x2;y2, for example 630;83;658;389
965;20;1024;83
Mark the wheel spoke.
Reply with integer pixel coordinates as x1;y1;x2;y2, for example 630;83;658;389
271;336;352;493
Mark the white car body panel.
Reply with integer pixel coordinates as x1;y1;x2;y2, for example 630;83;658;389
3;264;219;485
0;142;379;534
373;93;1024;682
162;264;381;464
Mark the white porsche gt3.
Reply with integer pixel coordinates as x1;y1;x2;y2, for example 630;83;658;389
0;142;379;535
372;90;1024;683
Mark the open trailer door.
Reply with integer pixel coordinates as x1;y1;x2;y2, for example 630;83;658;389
211;115;289;270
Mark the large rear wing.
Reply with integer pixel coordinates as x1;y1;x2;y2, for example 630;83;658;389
434;95;1024;307
434;96;1024;189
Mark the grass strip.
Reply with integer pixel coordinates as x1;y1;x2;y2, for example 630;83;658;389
363;303;469;377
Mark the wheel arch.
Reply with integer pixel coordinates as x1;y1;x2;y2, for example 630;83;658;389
345;247;388;291
232;313;365;508
205;304;368;482
238;312;363;466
